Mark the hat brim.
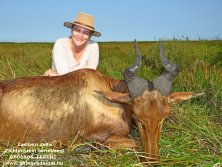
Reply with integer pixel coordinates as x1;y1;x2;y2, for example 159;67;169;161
64;22;101;37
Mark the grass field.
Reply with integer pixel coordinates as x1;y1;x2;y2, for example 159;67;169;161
0;40;221;166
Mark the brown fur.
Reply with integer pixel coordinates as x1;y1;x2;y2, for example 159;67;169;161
0;69;201;160
0;69;131;143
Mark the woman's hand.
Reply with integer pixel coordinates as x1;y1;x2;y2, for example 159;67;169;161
43;69;58;76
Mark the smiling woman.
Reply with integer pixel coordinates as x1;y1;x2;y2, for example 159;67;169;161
43;12;101;76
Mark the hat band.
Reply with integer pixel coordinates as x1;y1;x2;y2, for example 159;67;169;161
74;21;95;30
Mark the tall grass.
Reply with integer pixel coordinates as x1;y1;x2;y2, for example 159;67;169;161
0;43;53;79
0;40;221;166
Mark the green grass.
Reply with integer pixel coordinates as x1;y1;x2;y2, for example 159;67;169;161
0;40;221;166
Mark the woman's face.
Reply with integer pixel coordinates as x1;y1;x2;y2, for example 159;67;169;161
71;25;92;47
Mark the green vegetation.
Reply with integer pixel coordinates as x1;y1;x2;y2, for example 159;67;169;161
0;40;221;166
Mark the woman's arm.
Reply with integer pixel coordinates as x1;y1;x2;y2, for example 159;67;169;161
52;39;70;75
86;42;99;69
43;69;58;76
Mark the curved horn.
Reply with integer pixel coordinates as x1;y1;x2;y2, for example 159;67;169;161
124;40;154;98
153;42;180;96
125;40;142;74
160;42;179;80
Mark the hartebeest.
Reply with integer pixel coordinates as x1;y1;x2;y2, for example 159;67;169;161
0;41;203;160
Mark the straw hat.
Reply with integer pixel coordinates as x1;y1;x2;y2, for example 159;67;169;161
64;12;101;37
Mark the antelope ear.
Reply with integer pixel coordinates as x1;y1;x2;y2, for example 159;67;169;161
168;92;204;103
94;90;131;104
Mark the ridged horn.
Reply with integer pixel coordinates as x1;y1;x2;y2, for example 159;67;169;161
124;40;154;98
125;40;142;74
153;42;180;96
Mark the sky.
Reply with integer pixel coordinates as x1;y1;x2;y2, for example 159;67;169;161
0;0;222;42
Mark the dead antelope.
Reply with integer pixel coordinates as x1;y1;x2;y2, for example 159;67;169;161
0;41;203;160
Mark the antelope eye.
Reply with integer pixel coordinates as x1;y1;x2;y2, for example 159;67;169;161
139;121;148;130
